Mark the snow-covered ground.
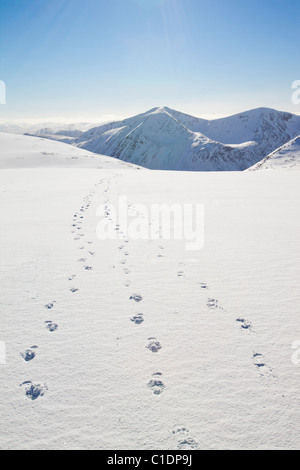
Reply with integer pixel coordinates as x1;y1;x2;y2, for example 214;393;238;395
0;132;139;169
1;134;300;450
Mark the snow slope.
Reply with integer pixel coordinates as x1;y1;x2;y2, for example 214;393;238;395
249;136;300;170
72;107;300;171
0;132;140;170
0;139;300;449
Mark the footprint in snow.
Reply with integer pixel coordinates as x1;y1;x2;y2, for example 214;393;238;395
199;283;207;289
45;321;58;332
70;288;79;293
130;294;143;303
84;266;93;271
130;313;144;325
177;271;184;278
147;338;162;353
253;353;276;377
20;346;38;362
20;381;48;401
172;426;198;450
45;302;55;310
147;373;165;396
236;318;252;331
207;298;223;310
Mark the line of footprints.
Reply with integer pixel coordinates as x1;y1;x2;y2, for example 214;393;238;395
20;183;102;401
128;292;165;396
19;177;276;451
127;255;201;448
198;281;277;378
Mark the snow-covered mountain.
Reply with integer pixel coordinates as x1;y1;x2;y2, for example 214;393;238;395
249;136;300;170
24;128;84;144
73;106;300;171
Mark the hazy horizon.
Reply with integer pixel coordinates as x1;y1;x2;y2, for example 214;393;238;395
1;104;300;128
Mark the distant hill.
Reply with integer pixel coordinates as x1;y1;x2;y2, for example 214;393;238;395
249;136;300;170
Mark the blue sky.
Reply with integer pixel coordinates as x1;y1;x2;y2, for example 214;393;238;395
0;0;300;122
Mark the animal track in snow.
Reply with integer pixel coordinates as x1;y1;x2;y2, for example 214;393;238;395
84;266;93;271
207;298;223;310
147;338;162;353
20;381;48;401
253;353;276;377
124;280;131;287
147;373;165;395
172;426;198;450
177;271;184;278
45;302;55;310
199;283;207;289
130;313;144;325
70;288;79;293
45;321;58;332
178;437;198;450
130;294;143;303
20;346;38;362
236;318;252;331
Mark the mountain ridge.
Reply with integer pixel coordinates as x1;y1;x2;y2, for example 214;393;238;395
249;135;300;170
23;106;300;171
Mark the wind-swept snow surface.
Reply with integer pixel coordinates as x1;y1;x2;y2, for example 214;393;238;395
249;136;300;170
70;106;300;171
0;138;300;449
0;132;139;169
